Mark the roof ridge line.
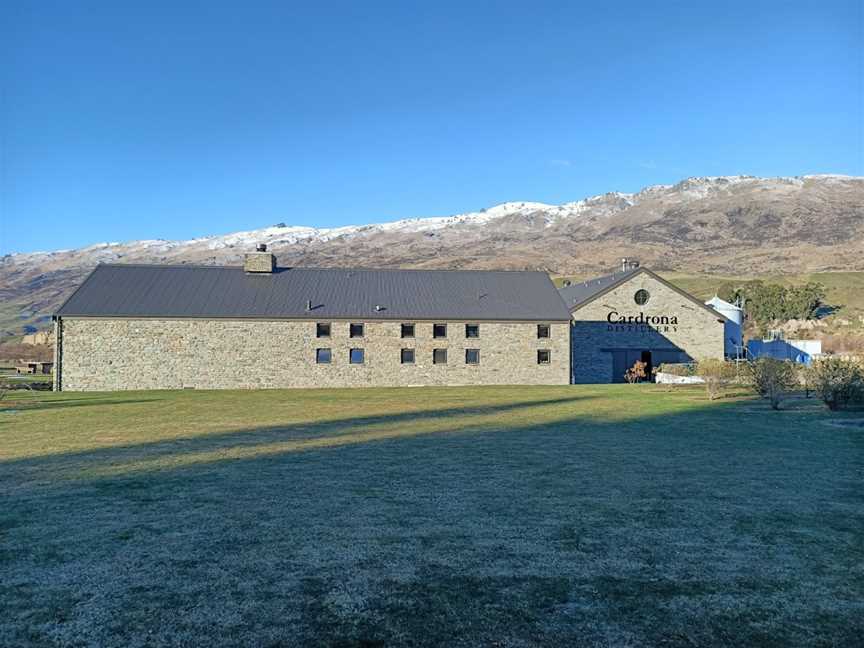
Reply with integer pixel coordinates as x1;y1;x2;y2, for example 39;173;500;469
93;263;550;274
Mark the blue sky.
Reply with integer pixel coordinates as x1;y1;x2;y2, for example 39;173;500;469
2;1;861;254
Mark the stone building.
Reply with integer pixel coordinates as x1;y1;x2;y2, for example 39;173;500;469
559;265;726;383
53;247;572;391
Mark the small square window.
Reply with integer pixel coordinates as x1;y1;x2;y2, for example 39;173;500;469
316;348;331;364
350;348;365;364
433;348;447;364
401;323;415;338
465;348;480;365
433;323;447;338
316;323;331;338
350;323;364;338
400;348;415;364
537;349;551;364
465;324;479;338
537;324;550;339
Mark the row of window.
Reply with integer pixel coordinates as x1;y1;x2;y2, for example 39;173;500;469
316;322;552;339
316;348;553;365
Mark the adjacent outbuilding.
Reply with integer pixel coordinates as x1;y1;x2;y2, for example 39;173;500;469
560;264;727;383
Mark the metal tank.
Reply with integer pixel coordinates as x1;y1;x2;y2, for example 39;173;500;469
705;296;744;359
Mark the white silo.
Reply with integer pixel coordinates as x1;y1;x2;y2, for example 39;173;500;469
705;295;744;359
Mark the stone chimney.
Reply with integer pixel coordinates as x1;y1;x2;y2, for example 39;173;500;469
244;243;275;273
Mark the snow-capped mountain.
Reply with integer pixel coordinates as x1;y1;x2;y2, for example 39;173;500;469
2;174;862;336
3;198;628;265
6;174;856;269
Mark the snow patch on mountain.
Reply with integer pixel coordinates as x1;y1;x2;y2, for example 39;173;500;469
4;174;860;267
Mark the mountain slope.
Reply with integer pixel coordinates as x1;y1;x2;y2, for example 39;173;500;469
2;174;862;336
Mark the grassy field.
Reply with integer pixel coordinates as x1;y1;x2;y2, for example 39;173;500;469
1;385;862;646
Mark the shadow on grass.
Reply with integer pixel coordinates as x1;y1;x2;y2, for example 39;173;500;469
0;398;164;413
0;395;592;475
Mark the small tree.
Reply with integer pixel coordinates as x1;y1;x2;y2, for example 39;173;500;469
746;358;797;410
785;283;827;320
696;358;736;400
624;360;648;384
718;280;827;330
797;363;816;399
809;357;864;411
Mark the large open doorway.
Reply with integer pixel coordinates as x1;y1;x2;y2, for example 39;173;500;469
604;348;693;384
609;349;654;383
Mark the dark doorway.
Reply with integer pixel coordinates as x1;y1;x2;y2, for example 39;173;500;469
609;349;659;383
641;350;653;381
611;350;628;383
610;349;653;383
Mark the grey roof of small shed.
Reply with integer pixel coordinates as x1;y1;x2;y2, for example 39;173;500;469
56;264;572;321
557;268;640;309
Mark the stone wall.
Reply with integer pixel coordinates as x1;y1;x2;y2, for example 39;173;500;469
57;318;570;391
570;273;725;383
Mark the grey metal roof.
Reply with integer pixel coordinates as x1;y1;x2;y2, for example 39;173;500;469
557;269;640;309
56;264;572;321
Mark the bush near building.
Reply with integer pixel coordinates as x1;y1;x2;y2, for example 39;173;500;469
809;357;864;411
656;363;695;377
624;360;649;383
745;358;797;410
696;358;737;400
797;363;816;399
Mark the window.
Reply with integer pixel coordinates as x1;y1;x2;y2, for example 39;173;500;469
316;323;331;338
433;323;447;338
401;323;415;338
634;289;650;306
400;348;415;364
350;323;364;338
433;348;447;364
537;324;550;339
349;348;365;364
465;349;480;365
465;324;479;338
537;349;551;364
316;348;331;364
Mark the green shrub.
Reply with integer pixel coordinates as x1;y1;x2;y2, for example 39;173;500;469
718;281;826;324
696;358;737;400
809;357;864;411
746;358;797;410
